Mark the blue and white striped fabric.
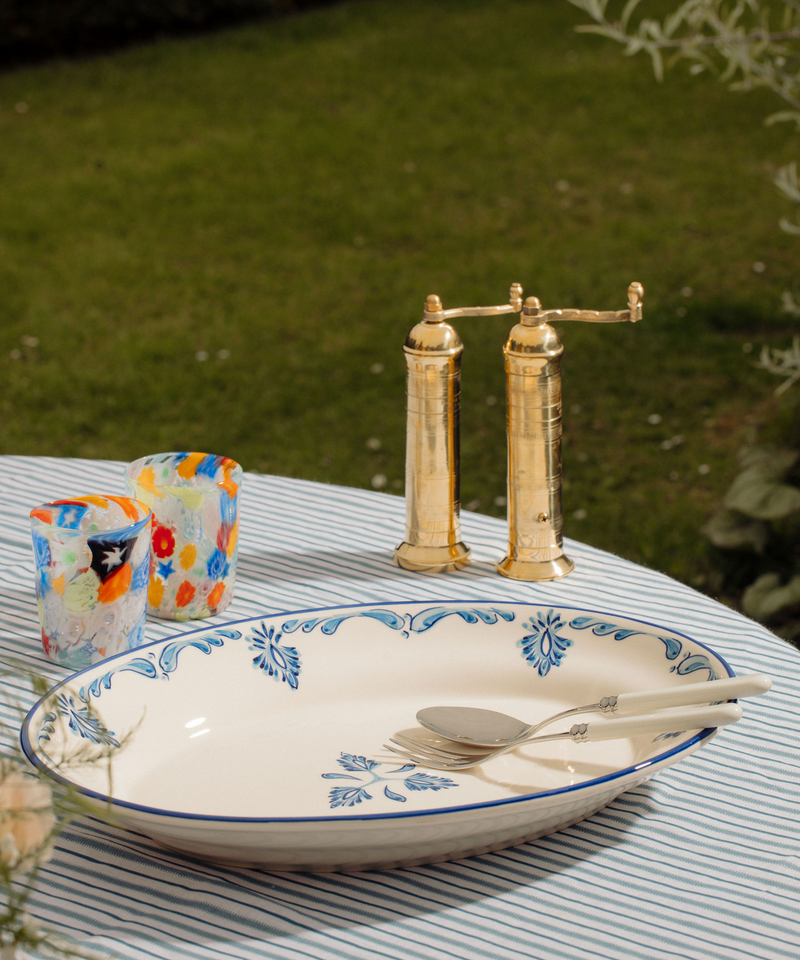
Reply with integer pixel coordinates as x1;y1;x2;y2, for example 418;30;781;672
1;456;797;960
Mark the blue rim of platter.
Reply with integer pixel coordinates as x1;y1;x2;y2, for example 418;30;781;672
20;600;736;824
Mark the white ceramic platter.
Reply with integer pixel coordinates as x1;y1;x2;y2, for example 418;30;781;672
22;601;734;871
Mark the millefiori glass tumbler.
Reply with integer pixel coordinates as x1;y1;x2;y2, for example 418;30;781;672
30;495;152;670
125;452;242;620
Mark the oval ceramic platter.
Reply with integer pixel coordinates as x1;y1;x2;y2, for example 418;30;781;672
22;600;734;872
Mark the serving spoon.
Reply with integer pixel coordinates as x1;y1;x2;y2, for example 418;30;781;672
389;703;744;770
416;673;771;748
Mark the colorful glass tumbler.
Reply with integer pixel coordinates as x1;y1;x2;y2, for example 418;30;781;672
29;495;152;670
124;452;242;621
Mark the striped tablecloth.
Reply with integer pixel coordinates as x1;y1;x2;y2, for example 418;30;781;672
1;456;797;960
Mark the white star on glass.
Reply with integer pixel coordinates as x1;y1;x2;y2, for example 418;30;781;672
102;546;124;570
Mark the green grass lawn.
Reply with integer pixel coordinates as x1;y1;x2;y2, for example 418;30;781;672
1;0;798;592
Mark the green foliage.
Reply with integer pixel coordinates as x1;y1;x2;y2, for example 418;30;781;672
743;571;800;620
703;338;800;641
723;446;800;518
1;0;798;593
704;438;800;640
570;1;800;643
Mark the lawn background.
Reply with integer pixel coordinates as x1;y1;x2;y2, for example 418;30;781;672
1;0;798;594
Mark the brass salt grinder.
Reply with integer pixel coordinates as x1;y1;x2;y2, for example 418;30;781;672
394;282;643;579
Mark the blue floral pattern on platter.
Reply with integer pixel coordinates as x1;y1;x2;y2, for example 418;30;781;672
322;753;458;808
40;603;720;769
247;623;301;688
44;606;510;755
280;605;515;638
74;605;512;707
38;693;119;748
517;609;720;682
519;610;572;677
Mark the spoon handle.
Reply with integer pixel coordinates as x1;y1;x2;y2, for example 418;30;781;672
615;673;771;715
577;702;742;742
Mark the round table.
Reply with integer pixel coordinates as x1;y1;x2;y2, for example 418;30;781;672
1;456;797;960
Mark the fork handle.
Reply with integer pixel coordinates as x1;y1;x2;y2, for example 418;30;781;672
578;703;742;742
614;673;771;715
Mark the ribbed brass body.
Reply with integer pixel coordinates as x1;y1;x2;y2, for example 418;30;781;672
496;319;575;581
497;284;642;581
395;282;640;580
393;315;470;572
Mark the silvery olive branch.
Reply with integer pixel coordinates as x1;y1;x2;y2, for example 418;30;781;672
569;0;800;314
758;335;800;392
569;0;800;108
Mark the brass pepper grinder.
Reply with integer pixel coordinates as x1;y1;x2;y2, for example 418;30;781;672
394;284;524;573
497;282;644;581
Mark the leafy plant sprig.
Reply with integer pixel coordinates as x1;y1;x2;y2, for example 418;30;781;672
0;662;134;960
569;1;800;642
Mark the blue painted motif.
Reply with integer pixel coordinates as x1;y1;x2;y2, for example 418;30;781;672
568;616;719;680
519;610;572;676
37;712;57;746
248;623;301;688
568;616;642;642
82;657;159;700
157;561;174;581
322;753;457;808
49;693;119;747
78;628;241;702
281;605;515;639
159;633;225;674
